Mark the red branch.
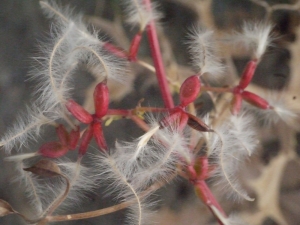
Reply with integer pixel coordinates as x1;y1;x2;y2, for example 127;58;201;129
143;0;174;109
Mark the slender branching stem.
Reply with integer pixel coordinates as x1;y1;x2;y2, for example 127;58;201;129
45;173;176;223
143;0;174;108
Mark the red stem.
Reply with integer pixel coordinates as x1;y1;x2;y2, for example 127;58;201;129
201;86;233;93
106;107;169;116
143;0;174;109
195;180;226;225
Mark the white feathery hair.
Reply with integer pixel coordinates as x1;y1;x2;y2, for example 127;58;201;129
124;0;161;31
32;1;127;116
233;21;273;60
0;104;52;154
10;158;96;217
91;151;147;225
188;27;224;79
114;128;192;190
207;113;258;201
246;91;300;130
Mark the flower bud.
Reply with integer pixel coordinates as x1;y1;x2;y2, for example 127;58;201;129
66;100;93;124
94;82;109;118
179;75;201;107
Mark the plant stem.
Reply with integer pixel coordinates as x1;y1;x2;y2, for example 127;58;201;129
195;180;227;225
45;174;176;223
106;107;168;117
143;0;174;109
201;86;233;93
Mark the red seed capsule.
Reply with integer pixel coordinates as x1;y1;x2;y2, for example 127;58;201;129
56;124;69;146
78;125;93;156
93;121;108;152
94;82;109;118
69;127;80;150
179;75;201;107
38;142;69;158
238;60;257;89
241;91;270;109
66;100;93;124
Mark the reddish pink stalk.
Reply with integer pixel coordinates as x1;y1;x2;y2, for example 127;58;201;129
195;180;226;225
143;0;174;109
128;32;143;61
238;60;257;89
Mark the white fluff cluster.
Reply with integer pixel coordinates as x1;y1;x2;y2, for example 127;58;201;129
244;91;299;130
124;0;161;31
35;1;126;114
207;113;258;201
1;1;128;154
0;104;51;153
11;159;96;218
91;115;194;225
188;28;224;79
233;22;273;60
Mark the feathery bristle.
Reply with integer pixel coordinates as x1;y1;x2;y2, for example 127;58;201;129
207;113;257;201
188;27;224;79
233;22;273;60
124;0;161;31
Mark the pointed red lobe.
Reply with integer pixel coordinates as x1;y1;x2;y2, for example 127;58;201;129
93;121;108;152
128;32;143;61
94;82;109;118
179;75;201;107
66;100;93;124
78;125;94;156
238;60;257;89
56;124;69;146
69;127;80;150
38;142;69;158
241;91;270;109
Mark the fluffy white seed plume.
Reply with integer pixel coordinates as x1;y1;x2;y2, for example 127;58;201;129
124;0;160;31
233;22;273;60
12;158;96;217
247;91;299;130
33;1;127;116
188;27;224;79
92;152;146;225
114;114;194;190
207;113;258;201
53;160;97;210
0;104;52;154
12;161;44;216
